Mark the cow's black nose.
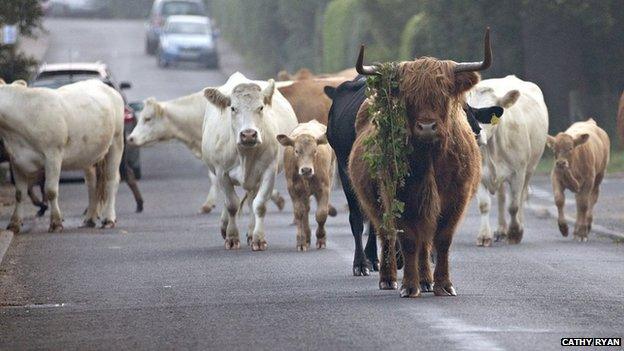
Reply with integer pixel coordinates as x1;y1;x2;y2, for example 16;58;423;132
300;167;313;176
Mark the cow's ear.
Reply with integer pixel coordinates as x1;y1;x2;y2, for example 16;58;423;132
276;134;294;147
473;106;504;124
499;90;520;108
316;134;329;145
546;135;556;150
453;71;480;96
204;88;231;109
324;86;337;100
574;133;590;147
276;70;290;81
263;79;275;106
152;101;164;117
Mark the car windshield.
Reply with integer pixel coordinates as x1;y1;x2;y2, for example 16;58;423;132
164;21;209;35
31;71;101;89
162;2;203;16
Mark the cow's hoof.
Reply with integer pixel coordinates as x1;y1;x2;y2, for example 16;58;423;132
297;243;308;252
400;285;421;298
433;283;457;296
372;261;380;272
328;204;337;217
48;222;64;233
36;205;48;217
136;202;144;213
420;281;434;293
316;240;326;249
220;227;227;240
201;204;215;214
225;239;240;250
507;224;523;244
493;230;506;242
477;237;492;247
574;235;588;243
101;219;116;229
353;259;372;276
246;233;252;246
81;218;97;228
6;221;21;234
273;196;285;211
379;280;398;290
251;240;268;251
558;221;569;237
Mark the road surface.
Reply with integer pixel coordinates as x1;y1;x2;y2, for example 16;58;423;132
1;19;623;351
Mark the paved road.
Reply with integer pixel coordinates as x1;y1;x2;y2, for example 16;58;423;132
1;19;623;351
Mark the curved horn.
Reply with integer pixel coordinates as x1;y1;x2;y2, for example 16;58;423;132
454;27;492;73
356;44;380;76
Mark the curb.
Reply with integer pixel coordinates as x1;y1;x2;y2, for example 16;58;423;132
526;203;624;242
0;230;14;265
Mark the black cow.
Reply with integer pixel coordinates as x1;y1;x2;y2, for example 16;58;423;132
325;76;503;277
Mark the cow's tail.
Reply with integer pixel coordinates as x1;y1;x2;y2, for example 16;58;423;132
95;156;110;208
237;191;251;218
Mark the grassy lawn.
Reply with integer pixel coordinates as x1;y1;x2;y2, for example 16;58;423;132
535;148;624;175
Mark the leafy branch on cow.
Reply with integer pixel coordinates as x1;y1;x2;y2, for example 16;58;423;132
362;62;412;241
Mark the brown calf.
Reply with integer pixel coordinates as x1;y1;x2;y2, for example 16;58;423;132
348;30;491;298
277;121;335;251
546;119;610;242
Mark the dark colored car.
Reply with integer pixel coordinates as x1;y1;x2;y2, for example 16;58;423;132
145;0;208;55
157;15;219;69
30;62;141;179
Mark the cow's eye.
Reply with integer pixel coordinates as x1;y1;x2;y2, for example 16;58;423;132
231;107;237;113
144;117;152;122
258;106;264;112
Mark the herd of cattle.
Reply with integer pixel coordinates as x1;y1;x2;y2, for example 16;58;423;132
0;29;617;297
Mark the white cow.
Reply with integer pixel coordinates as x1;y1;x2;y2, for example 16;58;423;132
127;93;285;213
0;79;125;233
202;72;297;251
468;75;549;246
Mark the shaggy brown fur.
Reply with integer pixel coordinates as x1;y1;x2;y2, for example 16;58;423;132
617;91;624;147
348;57;482;298
547;119;610;242
278;78;347;125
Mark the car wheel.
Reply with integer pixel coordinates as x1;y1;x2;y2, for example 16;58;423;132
157;53;169;68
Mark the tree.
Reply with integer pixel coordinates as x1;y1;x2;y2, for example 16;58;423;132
0;0;44;82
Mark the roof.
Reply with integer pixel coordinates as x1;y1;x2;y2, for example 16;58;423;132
37;62;108;76
165;15;210;24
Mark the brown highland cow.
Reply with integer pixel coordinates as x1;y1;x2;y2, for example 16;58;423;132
348;29;492;298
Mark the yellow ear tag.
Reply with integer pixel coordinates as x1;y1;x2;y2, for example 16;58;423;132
491;115;500;125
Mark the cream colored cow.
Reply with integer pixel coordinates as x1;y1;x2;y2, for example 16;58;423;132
0;79;125;233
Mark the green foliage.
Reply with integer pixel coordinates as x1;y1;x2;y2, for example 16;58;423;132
0;0;43;36
0;0;43;81
362;63;412;239
322;0;361;72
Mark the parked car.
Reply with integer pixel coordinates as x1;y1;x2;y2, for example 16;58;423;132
46;0;110;17
145;0;208;55
30;62;141;179
157;15;219;69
